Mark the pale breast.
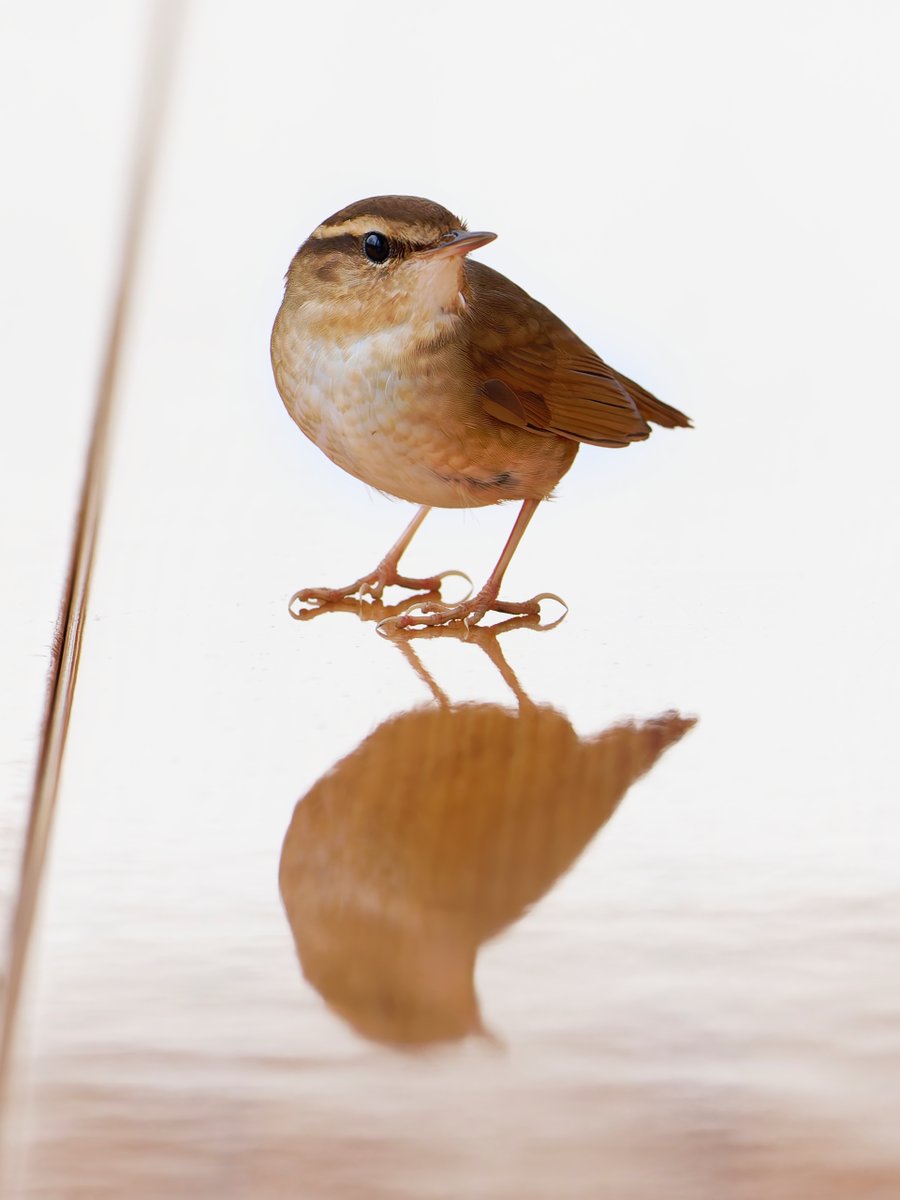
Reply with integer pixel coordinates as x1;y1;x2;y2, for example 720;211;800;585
271;309;577;509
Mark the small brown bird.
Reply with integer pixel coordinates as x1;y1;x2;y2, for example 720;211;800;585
271;195;691;631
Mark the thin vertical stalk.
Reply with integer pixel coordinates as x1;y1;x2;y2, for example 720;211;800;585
0;0;185;1116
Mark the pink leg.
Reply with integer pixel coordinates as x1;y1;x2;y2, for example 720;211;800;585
290;506;470;608
379;500;564;633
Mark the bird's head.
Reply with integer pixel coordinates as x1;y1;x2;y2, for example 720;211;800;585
283;194;496;343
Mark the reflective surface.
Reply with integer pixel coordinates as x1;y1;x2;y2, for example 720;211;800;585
3;1;900;1197
281;627;695;1046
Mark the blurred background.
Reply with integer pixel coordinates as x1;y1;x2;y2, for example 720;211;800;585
1;1;898;1196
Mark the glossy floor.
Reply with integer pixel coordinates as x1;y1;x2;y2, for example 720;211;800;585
2;3;899;1197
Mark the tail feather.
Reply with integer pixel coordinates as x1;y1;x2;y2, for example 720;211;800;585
614;369;692;429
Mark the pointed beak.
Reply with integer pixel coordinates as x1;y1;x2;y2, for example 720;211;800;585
421;229;497;260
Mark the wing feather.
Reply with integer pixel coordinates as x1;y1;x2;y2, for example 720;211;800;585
465;260;689;446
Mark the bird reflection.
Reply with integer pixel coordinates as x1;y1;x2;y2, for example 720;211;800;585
279;619;695;1047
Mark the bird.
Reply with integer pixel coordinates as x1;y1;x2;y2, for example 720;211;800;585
278;628;697;1045
271;195;691;632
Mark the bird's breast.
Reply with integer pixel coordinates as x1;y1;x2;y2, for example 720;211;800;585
271;308;577;508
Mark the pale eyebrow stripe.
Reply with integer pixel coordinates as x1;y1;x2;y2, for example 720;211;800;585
312;218;386;238
311;217;437;242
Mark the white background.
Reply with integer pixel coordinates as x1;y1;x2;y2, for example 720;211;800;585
2;3;899;1196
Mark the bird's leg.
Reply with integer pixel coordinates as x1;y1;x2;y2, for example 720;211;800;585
380;500;565;633
290;506;471;609
388;623;531;709
389;640;453;708
469;629;532;708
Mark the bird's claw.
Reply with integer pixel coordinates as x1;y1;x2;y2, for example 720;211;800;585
430;568;473;600
290;567;472;618
289;581;369;615
376;591;568;637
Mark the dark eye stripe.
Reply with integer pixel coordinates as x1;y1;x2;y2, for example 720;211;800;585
302;234;358;257
300;232;435;262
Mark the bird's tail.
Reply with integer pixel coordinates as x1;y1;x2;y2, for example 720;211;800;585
614;369;692;429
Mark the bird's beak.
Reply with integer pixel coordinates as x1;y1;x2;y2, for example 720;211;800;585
421;229;497;260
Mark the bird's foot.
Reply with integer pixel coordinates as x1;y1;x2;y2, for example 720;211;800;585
289;566;471;615
377;589;568;636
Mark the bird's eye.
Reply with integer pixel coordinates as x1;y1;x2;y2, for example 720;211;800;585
363;232;391;264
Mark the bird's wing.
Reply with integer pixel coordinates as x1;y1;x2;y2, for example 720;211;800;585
465;260;688;447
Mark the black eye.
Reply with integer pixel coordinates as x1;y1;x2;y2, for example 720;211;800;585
363;231;391;264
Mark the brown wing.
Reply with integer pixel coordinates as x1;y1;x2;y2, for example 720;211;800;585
465;260;689;447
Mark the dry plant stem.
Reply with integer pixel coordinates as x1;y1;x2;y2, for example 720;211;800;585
290;506;471;608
